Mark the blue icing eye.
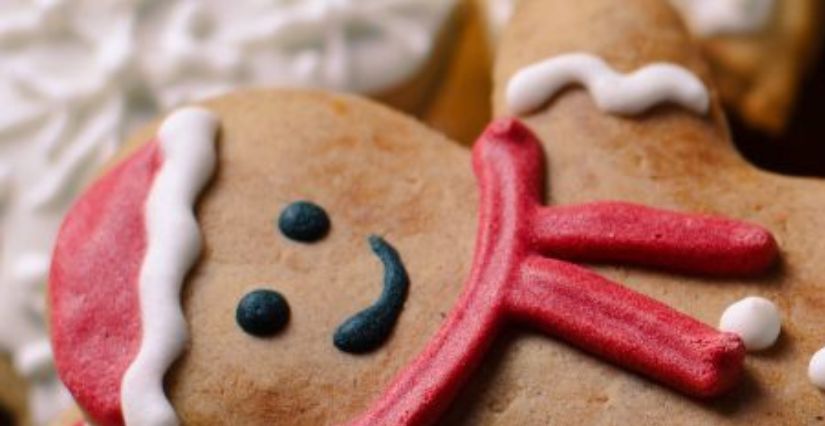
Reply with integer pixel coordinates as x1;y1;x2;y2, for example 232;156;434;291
278;201;330;242
236;289;290;337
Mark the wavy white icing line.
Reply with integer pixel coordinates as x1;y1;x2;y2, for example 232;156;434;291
506;53;710;116
810;347;825;389
668;0;775;37
718;296;781;351
120;107;218;426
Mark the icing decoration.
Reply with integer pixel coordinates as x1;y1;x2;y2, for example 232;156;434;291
50;108;218;426
481;0;773;46
809;347;825;389
668;0;775;37
334;236;410;354
278;201;331;243
506;53;710;116
236;290;291;337
120;108;218;426
51;141;160;426
348;119;778;425
718;296;781;351
2;1;454;415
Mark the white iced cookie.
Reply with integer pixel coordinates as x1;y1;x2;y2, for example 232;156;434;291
668;0;775;37
719;296;782;351
480;0;774;46
0;0;456;423
809;348;825;389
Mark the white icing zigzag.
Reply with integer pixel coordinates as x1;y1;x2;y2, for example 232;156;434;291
506;53;710;116
120;108;218;426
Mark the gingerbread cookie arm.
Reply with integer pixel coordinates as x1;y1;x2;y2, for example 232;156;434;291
508;255;745;397
532;203;777;275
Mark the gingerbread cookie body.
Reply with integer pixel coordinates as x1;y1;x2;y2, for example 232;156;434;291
485;0;825;423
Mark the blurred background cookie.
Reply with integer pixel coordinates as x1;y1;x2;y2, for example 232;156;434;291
670;0;825;134
477;0;824;134
476;0;825;176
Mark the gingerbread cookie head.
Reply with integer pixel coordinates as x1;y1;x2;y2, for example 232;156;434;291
49;90;479;425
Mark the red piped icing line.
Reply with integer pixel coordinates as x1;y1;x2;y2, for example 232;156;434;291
50;108;218;426
348;118;778;425
51;142;158;426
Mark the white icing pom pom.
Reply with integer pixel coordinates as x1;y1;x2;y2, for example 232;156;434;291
809;348;825;389
718;296;781;352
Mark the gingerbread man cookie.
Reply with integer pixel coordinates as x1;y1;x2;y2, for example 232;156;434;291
484;0;824;422
47;1;825;424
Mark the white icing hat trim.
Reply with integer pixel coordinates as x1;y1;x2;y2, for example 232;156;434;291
718;296;781;352
120;107;218;426
506;53;710;117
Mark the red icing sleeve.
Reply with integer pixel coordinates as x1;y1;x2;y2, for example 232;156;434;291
50;142;162;426
348;119;776;425
532;202;777;275
511;255;744;396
